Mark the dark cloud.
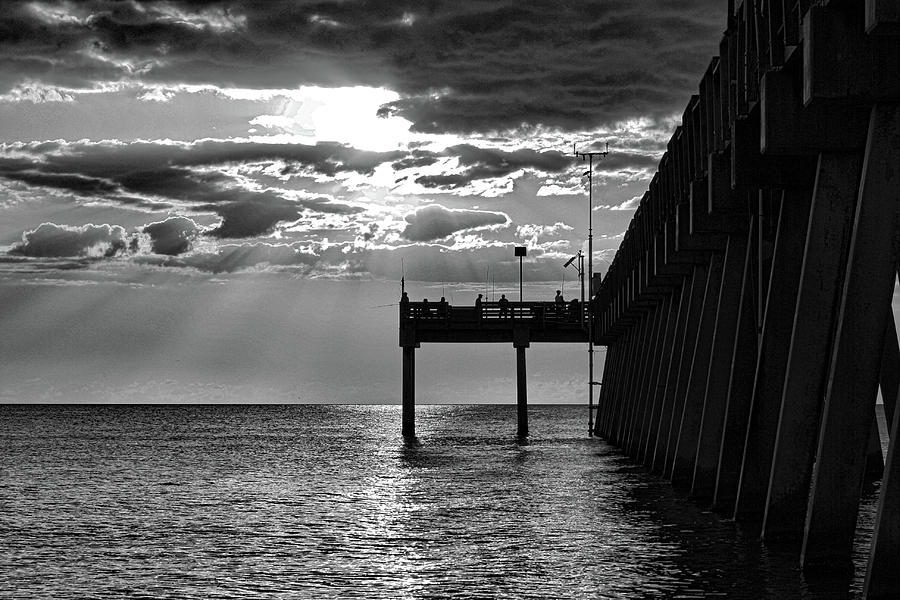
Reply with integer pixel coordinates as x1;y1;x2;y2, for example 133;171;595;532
115;168;229;199
592;151;661;173
16;139;403;179
1;170;120;195
202;193;300;238
10;217;201;259
413;144;569;188
143;216;199;255
0;1;725;133
391;153;438;171
2;139;569;237
414;173;473;189
11;222;128;258
0;139;374;237
402;205;508;242
297;197;361;215
450;145;569;173
7;218;317;271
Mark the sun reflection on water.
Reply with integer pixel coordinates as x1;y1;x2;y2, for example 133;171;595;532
0;404;879;599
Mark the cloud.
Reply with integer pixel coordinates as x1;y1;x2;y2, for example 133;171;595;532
7;218;320;272
372;4;726;133
11;222;128;257
413;173;474;189
591;151;661;174
360;242;582;284
153;242;319;273
3;83;75;103
391;153;438;171
2;169;121;195
516;222;574;240
203;194;301;238
0;139;378;237
599;195;642;211
143;216;199;255
402;205;509;242
11;216;201;262
451;144;570;173
1;138;574;244
0;1;725;134
414;144;569;189
2;139;404;185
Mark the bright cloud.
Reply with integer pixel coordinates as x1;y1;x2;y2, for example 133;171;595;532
12;222;128;258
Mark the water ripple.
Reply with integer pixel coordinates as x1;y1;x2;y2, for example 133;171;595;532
0;405;879;599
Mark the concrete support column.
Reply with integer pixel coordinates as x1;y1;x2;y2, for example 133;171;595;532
663;260;709;479
624;310;656;455
652;272;695;472
692;233;748;501
763;153;862;540
866;420;885;478
714;213;761;512
637;293;675;463
516;344;528;438
863;386;900;599
595;340;620;438
879;310;899;430
630;302;667;458
643;285;684;467
601;338;627;438
736;188;812;524
802;105;900;570
673;251;725;486
613;322;639;447
600;342;623;437
402;346;416;437
610;328;638;445
594;343;612;437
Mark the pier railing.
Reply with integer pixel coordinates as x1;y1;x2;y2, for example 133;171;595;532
401;300;589;328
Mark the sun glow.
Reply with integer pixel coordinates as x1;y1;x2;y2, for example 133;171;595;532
247;86;458;152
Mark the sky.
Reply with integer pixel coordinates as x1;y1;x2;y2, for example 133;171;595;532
0;0;729;403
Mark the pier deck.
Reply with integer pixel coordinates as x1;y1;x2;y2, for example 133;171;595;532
399;300;600;440
400;301;594;346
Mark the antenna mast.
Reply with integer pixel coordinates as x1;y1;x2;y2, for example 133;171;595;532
573;141;609;437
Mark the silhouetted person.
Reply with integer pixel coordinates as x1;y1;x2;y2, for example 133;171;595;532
499;294;509;318
422;298;430;318
555;290;564;319
475;293;483;319
400;291;410;318
439;296;448;319
569;297;580;322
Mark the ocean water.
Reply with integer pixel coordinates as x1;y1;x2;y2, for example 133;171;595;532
0;404;886;599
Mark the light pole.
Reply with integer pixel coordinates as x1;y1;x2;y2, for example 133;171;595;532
574;142;609;437
514;246;526;303
564;250;584;325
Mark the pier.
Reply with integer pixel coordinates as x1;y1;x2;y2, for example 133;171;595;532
396;2;898;596
591;1;899;597
399;301;599;437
